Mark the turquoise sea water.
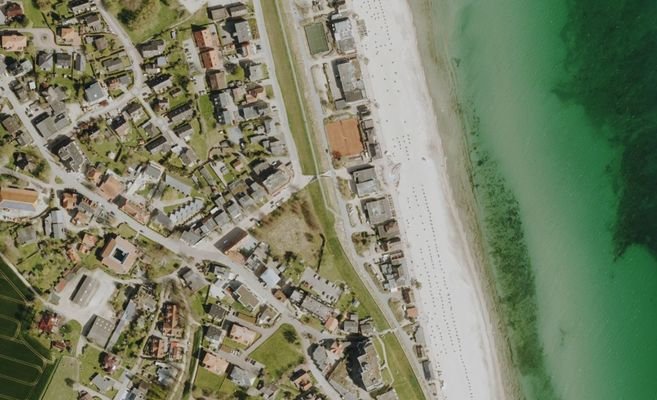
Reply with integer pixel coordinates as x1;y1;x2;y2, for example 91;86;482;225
415;0;657;399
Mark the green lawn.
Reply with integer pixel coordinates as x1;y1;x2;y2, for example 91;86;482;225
382;333;425;400
22;0;48;28
251;324;304;382
193;366;224;398
41;356;78;400
261;0;320;175
105;0;186;43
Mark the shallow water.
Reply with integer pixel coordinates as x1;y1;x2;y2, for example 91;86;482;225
419;0;657;398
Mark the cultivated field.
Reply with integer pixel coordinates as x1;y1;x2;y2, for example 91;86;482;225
0;262;54;400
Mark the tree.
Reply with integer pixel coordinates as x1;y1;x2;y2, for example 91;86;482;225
282;327;298;344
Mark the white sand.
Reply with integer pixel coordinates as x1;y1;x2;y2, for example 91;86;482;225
351;1;506;399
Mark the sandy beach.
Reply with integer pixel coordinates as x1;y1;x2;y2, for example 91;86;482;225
350;1;508;398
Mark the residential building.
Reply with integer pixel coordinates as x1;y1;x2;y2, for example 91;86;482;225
0;32;26;51
201;351;230;375
330;15;355;54
208;5;228;21
227;323;257;347
234;20;252;44
356;341;384;392
335;58;365;102
167;102;194;124
58;141;88;173
44;209;66;239
300;295;333;322
227;3;248;17
229;366;256;388
102;57;123;72
84;80;107;103
139;39;165;58
58;26;79;45
200;49;222;69
162;303;182;337
364;197;394;225
193;28;215;49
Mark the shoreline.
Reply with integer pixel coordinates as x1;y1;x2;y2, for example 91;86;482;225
351;0;516;398
405;1;524;398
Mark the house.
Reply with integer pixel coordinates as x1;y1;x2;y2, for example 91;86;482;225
247;63;266;81
2;3;23;22
70;274;98;306
290;368;313;392
102;57;123;73
91;374;115;394
201;351;230;375
139;39;165;58
0;187;38;212
146;336;166;359
215;227;248;253
351;165;378;197
193;28;215;49
330;15;356;54
167;102;194;124
208;304;227;321
259;267;280;288
205;325;224;346
123;102;144;121
100;236;138;274
147;74;173;93
181;269;207;292
162;303;182;337
73;53;85;72
97;174;124;201
33;113;70;139
82;13;102;31
79;233;98;253
93;36;108;51
44;208;66;239
69;0;94;15
1;115;20;135
58;26;79;45
37;312;60;334
84;81;106;103
86;315;115;348
356;341;384;392
234;20;252;44
364;197;393;225
207;5;228;21
111;115;129;136
335;58;365;102
227;3;248;17
325;118;363;159
227;323;258;347
229;366;256;388
58;141;88;173
145;136;169;154
173;123;193;141
261;169;287;194
0;32;27;51
54;52;73;69
300;295;333;322
36;51;54;70
233;282;260;311
324;316;339;333
200;49;222;70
